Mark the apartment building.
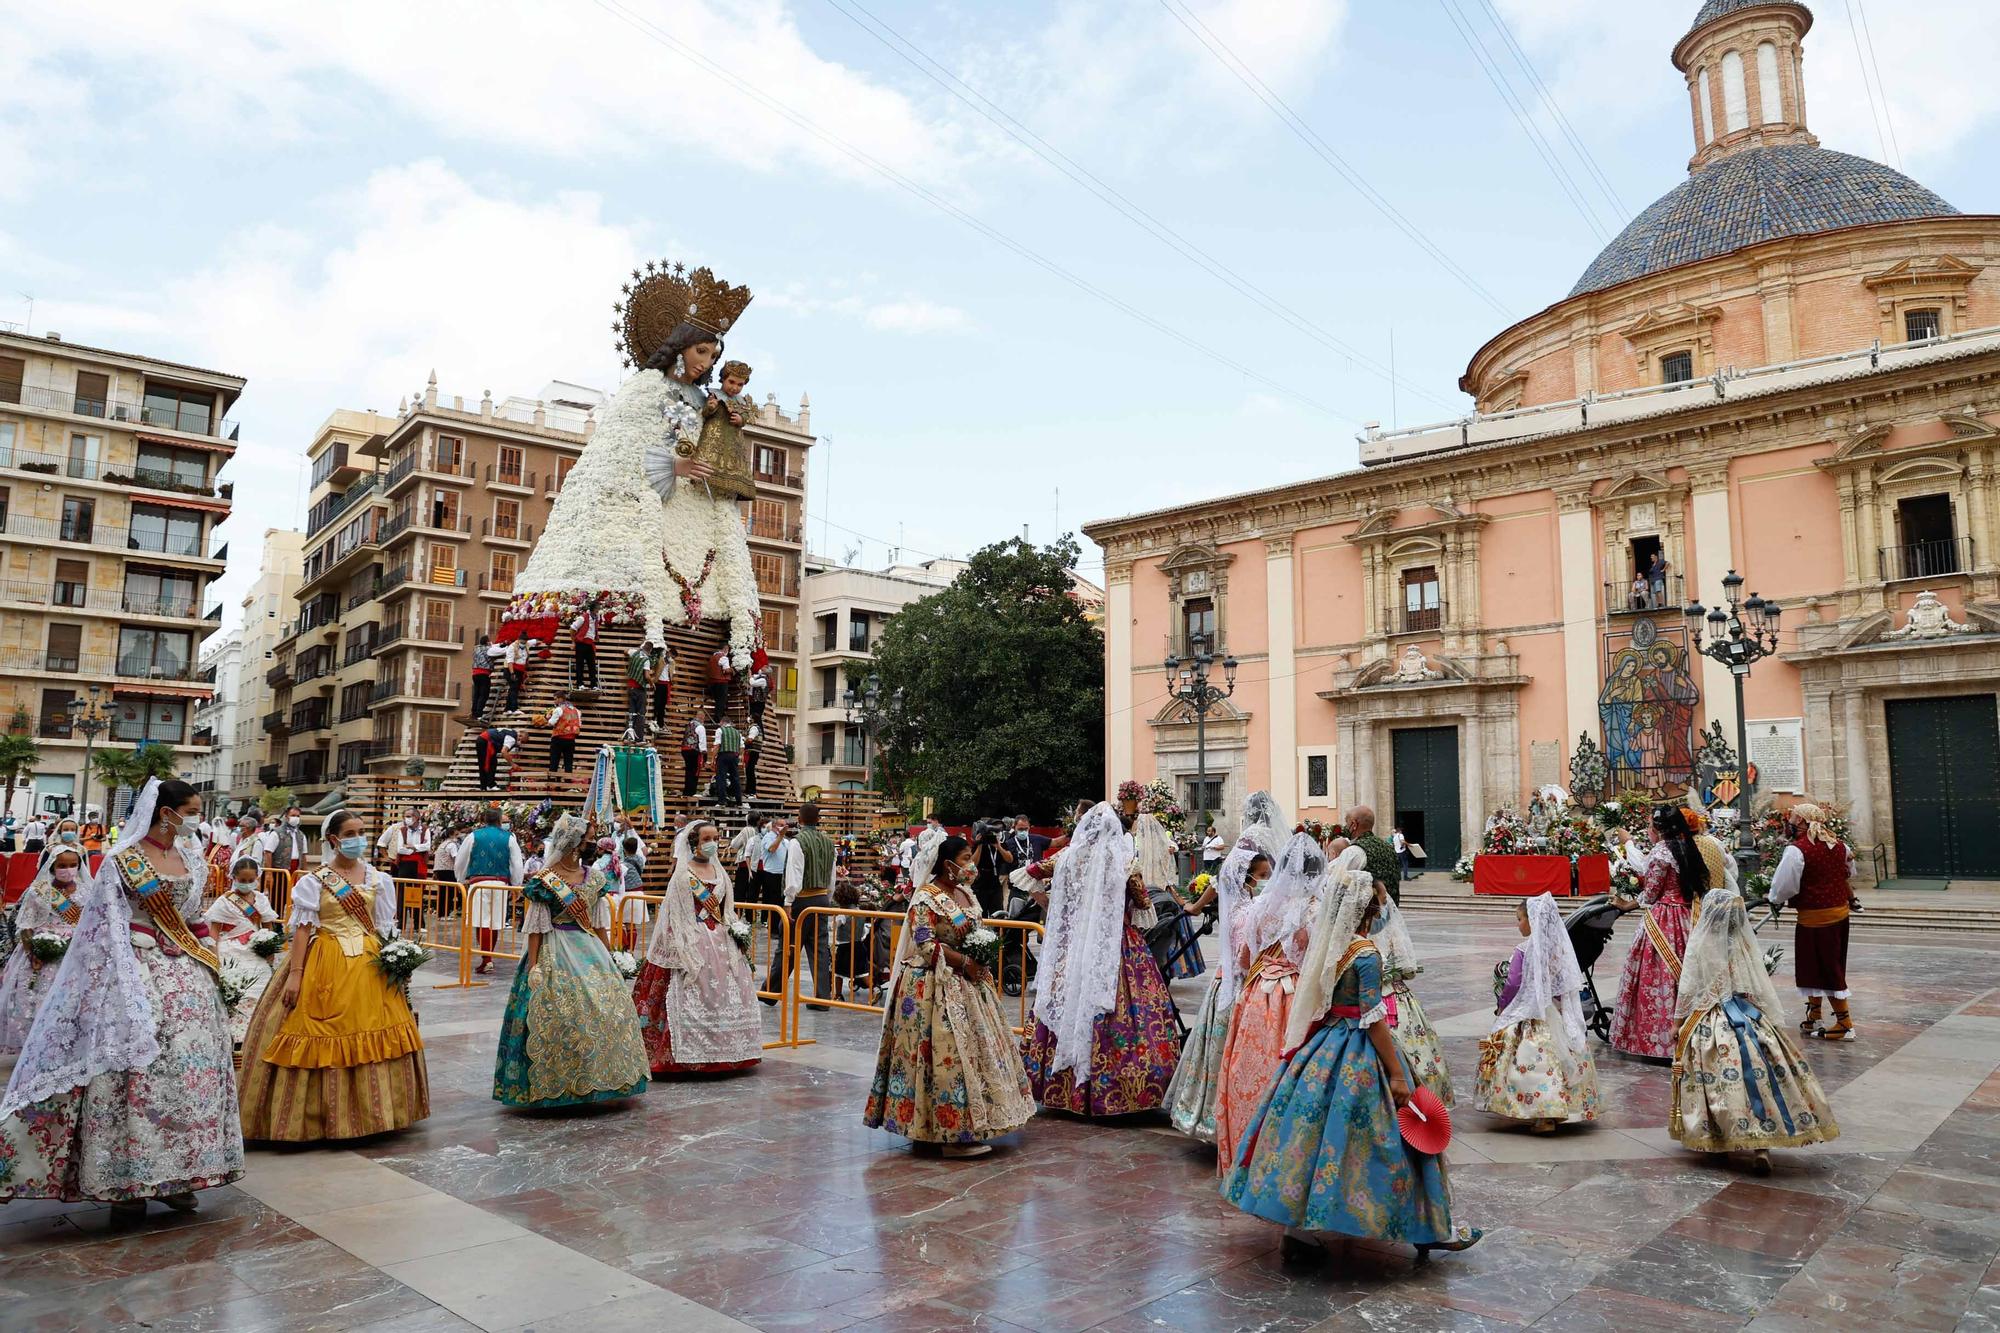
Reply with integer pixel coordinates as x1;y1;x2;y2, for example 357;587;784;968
190;628;242;804
232;529;305;797
798;556;965;794
0;330;241;816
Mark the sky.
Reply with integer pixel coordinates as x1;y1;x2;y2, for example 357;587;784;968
4;0;1996;630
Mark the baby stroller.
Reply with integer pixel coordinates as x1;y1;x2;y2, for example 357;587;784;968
996;870;1045;997
1564;894;1627;1043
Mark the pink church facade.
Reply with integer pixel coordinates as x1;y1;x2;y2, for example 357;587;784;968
1085;1;2000;879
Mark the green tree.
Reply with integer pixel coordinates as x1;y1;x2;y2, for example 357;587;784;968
863;536;1103;822
89;742;180;795
0;733;40;812
258;787;297;817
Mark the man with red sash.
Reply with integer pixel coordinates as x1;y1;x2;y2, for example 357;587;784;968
1768;800;1858;1041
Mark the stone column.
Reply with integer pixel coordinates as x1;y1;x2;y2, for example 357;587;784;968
1354;717;1377;812
1105;561;1134;797
1687;464;1738;741
1264;534;1299;817
1461;711;1486;857
1556;486;1599;749
1841;686;1873;847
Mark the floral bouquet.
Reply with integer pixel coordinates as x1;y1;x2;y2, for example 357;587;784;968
376;938;432;990
1491;958;1512;1006
1744;870;1774;903
26;934;68;965
610;949;641;980
249;928;286;960
727;919;753;954
216;958;260;1010
1609;863;1642;901
1451;854;1475;882
961;925;1001;977
1761;944;1784;975
1115;780;1146;806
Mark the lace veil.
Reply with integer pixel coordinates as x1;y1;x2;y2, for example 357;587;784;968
1494;892;1588;1066
1283;867;1375;1050
1238;831;1327;965
1031;802;1132;1079
1676;887;1780;1021
2;779;203;1118
645;819;731;972
1372;898;1422;980
1213;791;1283;1006
907;826;948;893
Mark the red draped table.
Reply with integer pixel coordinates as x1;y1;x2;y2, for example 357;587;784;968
1472;854;1574;897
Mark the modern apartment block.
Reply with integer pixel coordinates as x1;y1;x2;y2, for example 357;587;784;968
798;556;965;795
190;628;243;803
233;529;305;798
0;330;240;816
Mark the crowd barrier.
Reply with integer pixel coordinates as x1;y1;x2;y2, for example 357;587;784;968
785;906;1045;1048
172;859;1045;1052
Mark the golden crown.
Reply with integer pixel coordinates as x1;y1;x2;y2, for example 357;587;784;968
612;260;754;369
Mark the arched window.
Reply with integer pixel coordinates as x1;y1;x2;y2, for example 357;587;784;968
1757;42;1783;123
1722;50;1749;132
1696;67;1715;144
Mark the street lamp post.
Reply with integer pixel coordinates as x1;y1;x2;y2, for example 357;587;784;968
1684;569;1781;881
844;681;901;792
68;686;110;824
1162;633;1237;880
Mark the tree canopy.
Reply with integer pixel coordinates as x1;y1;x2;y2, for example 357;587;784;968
863;536;1103;822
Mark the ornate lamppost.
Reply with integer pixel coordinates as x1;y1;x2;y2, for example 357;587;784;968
68;685;110;823
844;681;901;793
1685;569;1780;880
1162;633;1237;876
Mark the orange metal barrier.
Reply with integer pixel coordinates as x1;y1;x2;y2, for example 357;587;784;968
784;906;1045;1048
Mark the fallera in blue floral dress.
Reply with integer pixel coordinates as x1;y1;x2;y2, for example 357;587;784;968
1221;943;1456;1245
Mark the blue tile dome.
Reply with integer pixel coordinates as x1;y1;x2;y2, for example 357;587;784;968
1686;0;1811;37
1568;145;1959;298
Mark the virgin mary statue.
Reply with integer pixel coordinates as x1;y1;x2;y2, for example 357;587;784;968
499;261;765;668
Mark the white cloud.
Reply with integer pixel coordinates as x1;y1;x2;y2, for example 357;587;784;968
0;0;969;194
862;300;974;334
28;161;653;623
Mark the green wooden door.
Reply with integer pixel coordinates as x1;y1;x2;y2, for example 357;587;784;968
1887;694;2000;878
1391;726;1461;869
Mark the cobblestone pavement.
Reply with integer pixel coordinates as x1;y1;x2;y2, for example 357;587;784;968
3;906;1998;1332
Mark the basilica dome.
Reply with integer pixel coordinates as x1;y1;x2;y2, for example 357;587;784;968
1568;145;1959;299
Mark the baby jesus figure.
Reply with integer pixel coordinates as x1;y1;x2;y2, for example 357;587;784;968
689;359;758;501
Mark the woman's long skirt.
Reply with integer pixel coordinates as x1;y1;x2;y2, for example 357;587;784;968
632;921;763;1074
238;935;430;1141
1222;1017;1455;1245
864;960;1034;1143
1164;973;1233;1143
0;945;243;1201
494;924;649;1108
1670;997;1839;1151
1475;1017;1600;1124
1021;926;1179;1117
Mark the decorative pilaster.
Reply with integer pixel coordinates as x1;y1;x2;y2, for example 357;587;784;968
1687;470;1738;741
1556;485;1599;750
1264;534;1299;817
1105;560;1134;793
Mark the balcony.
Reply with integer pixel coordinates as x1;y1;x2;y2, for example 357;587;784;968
372;675;463;708
38;711;73;740
383;448;471;496
748;515;804;544
476;571;515;597
284;754;327;786
306;474;380;538
265;661;291;687
0;580;207;622
342;631;379;666
334;740;388;778
384;452;418;492
1605;574;1686;617
258;763;281;786
294;646;335;685
1388;600;1446;635
378;508;414;545
408;621;465;649
346;581;382;613
480;517;535;545
262;710;289;735
0;382;237;439
0;648;209;684
379;563;411;595
754;469;807;492
485;463;536;491
377;621;408;650
0;513;219;563
289;701;330;734
1881;536;1973;583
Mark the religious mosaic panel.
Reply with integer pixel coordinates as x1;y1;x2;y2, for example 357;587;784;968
1597;617;1700;795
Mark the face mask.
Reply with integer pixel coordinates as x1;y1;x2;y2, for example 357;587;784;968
288;816;301;827
52;867;77;884
59;830;79;844
235;878;259;892
697;839;719;860
339;836;368;859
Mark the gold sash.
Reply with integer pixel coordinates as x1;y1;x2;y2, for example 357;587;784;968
114;848;220;976
1641;904;1683;980
536;869;599;930
1796;904;1850;928
318;864;383;942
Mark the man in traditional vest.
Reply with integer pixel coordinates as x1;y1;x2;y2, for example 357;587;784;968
1345;805;1402;905
453;806;524;975
767;803;837;1011
1768;800;1859;1041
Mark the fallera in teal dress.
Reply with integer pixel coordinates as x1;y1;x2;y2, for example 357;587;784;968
1221;945;1456;1245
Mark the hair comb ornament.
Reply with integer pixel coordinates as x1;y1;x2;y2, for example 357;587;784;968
613;260;755;368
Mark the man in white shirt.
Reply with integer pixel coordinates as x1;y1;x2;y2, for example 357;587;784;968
771;804;837;1010
455;808;526;974
1201;827;1225;877
22;815;48;854
379;813;433;880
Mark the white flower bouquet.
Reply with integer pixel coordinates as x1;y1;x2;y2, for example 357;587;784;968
1451;854;1475;882
961;926;1001;976
375;938;432;986
249;928;286;960
611;949;641;980
26;934;68;965
727;920;752;954
1762;945;1784;976
216;958;259;1009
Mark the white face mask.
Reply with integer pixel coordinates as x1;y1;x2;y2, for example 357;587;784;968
698;839;719;860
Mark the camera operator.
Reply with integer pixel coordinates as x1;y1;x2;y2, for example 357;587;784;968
968;819;1008;917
